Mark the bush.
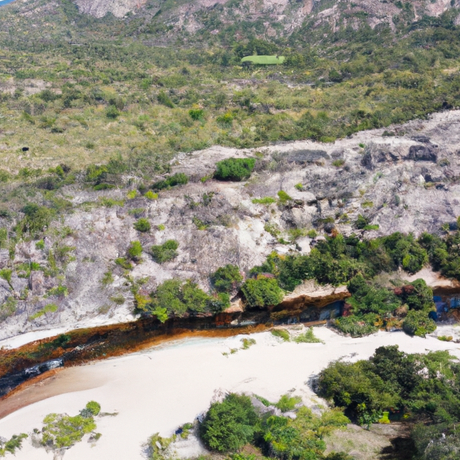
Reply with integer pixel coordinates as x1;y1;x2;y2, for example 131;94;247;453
20;204;54;236
41;412;96;449
277;190;292;204
157;90;174;108
151;240;178;263
252;197;276;205
211;264;243;292
128;241;143;260
275;394;302;412
294;327;323;343
134;218;151;232
146;279;211;319
144;190;158;200
106;105;120;119
241;277;284;308
84;401;101;417
271;329;290;341
0;434;28;457
152;173;188;191
189;108;204;120
199;393;258;452
214;158;256;181
403;310;437;337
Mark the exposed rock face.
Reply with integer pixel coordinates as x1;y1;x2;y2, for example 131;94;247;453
69;0;460;37
2;110;460;341
74;0;147;18
280;281;350;310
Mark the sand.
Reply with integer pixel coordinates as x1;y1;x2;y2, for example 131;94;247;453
0;325;459;459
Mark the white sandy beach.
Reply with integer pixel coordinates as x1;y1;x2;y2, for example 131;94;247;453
0;325;459;460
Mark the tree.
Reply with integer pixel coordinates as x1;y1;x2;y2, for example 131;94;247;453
214;158;256;181
241;277;284;308
199;393;258;452
211;264;243;292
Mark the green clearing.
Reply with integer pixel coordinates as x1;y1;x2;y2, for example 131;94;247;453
241;55;285;65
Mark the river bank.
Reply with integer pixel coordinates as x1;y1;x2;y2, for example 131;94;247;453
0;324;459;460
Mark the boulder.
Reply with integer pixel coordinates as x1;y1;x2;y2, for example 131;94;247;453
29;271;45;295
288;150;330;164
406;144;438;162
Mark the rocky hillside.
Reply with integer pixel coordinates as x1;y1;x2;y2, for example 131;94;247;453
3;0;460;42
0;110;460;341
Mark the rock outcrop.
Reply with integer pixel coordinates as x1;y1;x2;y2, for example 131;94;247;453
2;110;460;341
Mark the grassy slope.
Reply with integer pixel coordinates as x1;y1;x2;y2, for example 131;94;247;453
0;1;458;179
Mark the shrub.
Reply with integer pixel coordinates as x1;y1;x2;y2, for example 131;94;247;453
134;218;151;232
277;190;292;204
84;401;101;417
106;105;120;119
41;405;97;449
0;434;28;457
275;394;302;412
144;190;158;200
403;310;436;337
241;277;284;308
294;327;323;343
356;214;370;229
211;264;243;292
199;393;258;452
20;204;54;236
252;197;276;205
271;329;290;342
241;338;256;349
152;173;188;191
189;108;204;120
157;90;174;108
128;241;143;260
147;279;210;318
216;112;233;126
151;240;178;263
214;158;256;181
115;257;132;270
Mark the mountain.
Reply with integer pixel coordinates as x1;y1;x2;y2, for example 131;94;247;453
2;0;460;44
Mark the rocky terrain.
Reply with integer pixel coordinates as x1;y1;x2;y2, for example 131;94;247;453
74;0;460;38
4;0;460;41
0;110;460;341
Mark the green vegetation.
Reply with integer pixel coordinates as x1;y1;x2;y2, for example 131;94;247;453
152;173;188;191
241;277;284;308
252;197;276;205
214;158;256;181
241;338;256;350
211;264;243;292
241;55;285;65
40;401;101;450
150;240;179;263
127;241;143;260
318;346;460;456
29;303;58;321
144;191;158;200
0;434;28;457
134;218;151;232
277;190;292;204
275;394;302;412
199;393;259;452
294;327;323;343
271;328;290;342
199;392;349;458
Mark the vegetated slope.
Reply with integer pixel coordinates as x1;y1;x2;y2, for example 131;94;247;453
0;111;459;340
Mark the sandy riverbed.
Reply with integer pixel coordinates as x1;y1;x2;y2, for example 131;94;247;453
0;325;459;460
